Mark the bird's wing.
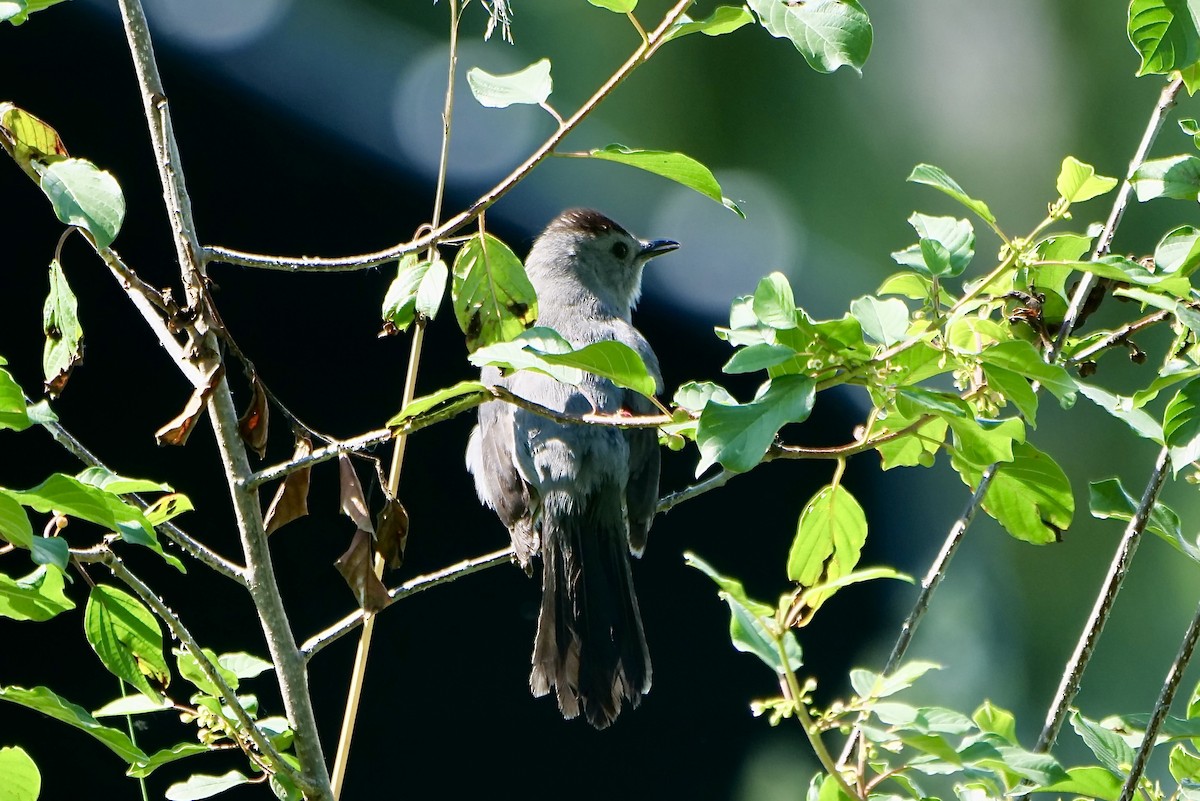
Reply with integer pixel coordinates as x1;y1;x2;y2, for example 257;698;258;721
623;341;662;557
467;398;539;569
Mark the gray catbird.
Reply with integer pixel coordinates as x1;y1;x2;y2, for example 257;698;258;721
466;208;677;728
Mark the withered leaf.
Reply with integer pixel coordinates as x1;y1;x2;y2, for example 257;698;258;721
374;498;409;570
264;436;312;535
43;259;83;398
238;376;269;459
155;365;223;447
335;528;391;613
338;454;373;533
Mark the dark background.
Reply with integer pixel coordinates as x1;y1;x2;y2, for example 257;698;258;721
2;2;1199;799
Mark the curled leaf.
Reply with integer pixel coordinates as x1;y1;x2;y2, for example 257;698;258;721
237;376;269;459
335;529;391;613
264;437;312;535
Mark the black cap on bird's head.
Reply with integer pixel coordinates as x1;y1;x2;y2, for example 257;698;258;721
529;208;678;314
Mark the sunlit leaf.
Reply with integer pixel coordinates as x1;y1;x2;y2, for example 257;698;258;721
39;158;125;249
42;259;82;398
746;0;872;74
1127;0;1200;76
85;585;170;700
907;163;997;224
451;232;537;352
0;565;74;622
665;5;754;41
466;58;552;109
1056;156;1119;204
0;685;150;765
587;145;744;216
0;745;39;801
695;375;816;474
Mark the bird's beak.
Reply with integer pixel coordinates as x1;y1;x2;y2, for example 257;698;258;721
639;238;679;260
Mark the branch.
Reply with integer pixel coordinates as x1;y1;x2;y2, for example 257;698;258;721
836;464;997;768
33;400;246;583
116;1;330;795
90;549;300;786
1119;592;1200;801
1050;77;1183;361
300;547;515;661
1035;446;1170;752
203;0;695;272
1066;310;1171;366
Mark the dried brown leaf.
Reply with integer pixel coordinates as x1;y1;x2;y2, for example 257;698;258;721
334;528;391;613
238;376;269;459
264;436;312;535
338;454;373;533
374;498;409;570
155;366;223;447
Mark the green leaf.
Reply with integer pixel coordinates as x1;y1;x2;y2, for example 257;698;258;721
218;652;274;679
1164;377;1200;472
1172;745;1200;783
1128;0;1200;76
1071;711;1136;776
973;701;1018;745
1052;254;1192;297
75;467;171;495
665;5;754;41
979;340;1076;407
587;145;744;216
382;254;448;332
469;327;658;397
723;343;798;374
1156;225;1200;276
85;585;170;700
175;646;239;698
166;771;253;801
1034;765;1124;801
787;484;866;586
953;442;1074;544
849;661;940;700
983;365;1039;425
92;693;174;717
891;214;975;278
0;491;33;548
695;375;816;474
684;552;803;673
466;58;553;109
849;295;909;346
673;381;736;413
451;232;537;352
0;366;33;432
752;272;798;329
746;0;872;74
878;271;934;300
907;164;997;225
0;565;74;621
587;0;636;11
388;380;489;427
39;158;125;249
1056;156;1119;204
945;416;1024;467
42;259;82;397
0;746;39;801
1132;154;1200;201
875;415;946;470
1076;383;1164;443
0;685;150;765
1;0;67;25
125;742;210;779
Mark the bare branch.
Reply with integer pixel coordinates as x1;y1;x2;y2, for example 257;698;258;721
1036;446;1171;752
300;547;515;661
203;0;696;273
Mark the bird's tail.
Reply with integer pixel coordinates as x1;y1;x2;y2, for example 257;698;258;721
530;490;651;729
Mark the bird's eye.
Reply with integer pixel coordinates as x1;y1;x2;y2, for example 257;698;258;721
611;241;629;260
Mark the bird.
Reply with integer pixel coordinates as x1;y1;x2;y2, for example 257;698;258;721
466;208;677;728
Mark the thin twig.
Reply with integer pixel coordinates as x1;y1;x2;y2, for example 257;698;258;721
836;464;996;768
1119;593;1200;801
91;549;301;786
203;0;695;272
1035;446;1171;752
34;401;246;583
1050;77;1183;361
117;1;330;795
1066;310;1171;366
300;547;515;661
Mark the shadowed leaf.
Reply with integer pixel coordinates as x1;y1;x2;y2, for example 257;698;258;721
264;437;311;535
